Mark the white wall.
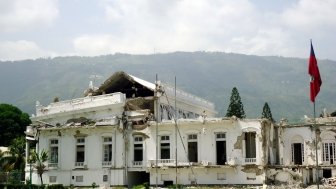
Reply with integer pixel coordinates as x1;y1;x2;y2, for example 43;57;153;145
30;118;267;186
149;167;265;185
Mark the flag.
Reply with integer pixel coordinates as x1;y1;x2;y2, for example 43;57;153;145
308;41;322;102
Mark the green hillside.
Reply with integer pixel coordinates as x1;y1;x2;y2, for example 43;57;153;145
1;52;335;122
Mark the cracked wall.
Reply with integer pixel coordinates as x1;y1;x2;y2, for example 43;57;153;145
234;133;244;149
241;165;264;175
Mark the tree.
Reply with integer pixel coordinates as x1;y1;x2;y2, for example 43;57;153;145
31;149;48;185
0;149;6;171
0;104;31;146
226;87;246;119
4;136;26;172
261;102;274;122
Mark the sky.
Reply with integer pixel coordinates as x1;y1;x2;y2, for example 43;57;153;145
1;0;336;61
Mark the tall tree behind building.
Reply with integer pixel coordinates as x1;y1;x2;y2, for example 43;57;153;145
0;104;31;146
261;102;274;122
226;87;246;119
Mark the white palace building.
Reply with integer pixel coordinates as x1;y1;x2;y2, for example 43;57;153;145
25;71;336;187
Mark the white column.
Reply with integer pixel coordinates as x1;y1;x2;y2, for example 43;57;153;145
25;140;29;164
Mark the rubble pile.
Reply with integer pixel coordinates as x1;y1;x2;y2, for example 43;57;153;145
321;177;336;187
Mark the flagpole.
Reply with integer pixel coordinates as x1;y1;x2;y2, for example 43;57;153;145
314;101;319;189
309;39;321;189
155;74;159;189
175;76;178;188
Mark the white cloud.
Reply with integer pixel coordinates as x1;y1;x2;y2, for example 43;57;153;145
0;0;59;32
0;40;55;61
73;34;155;55
76;0;259;55
91;0;336;59
281;0;336;31
228;28;292;56
2;0;334;60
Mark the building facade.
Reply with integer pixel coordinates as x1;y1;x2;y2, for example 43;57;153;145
266;117;336;186
25;71;336;187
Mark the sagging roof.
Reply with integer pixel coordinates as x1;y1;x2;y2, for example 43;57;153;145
92;71;155;98
92;71;216;113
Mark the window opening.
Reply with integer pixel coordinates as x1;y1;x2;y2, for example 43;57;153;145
103;137;112;162
50;139;58;164
76;138;85;163
323;142;335;164
245;133;256;158
291;143;304;165
188;134;198;162
134;136;143;162
160;135;170;159
216;133;226;165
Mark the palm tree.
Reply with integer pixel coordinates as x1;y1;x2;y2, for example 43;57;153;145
5;137;26;172
0;149;7;171
31;149;48;185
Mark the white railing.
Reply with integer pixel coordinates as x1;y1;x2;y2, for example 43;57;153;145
162;84;215;110
245;158;256;164
133;161;143;166
322;161;336;165
75;162;84;168
102;161;112;167
36;92;126;116
159;159;176;164
48;163;58;168
148;159;177;167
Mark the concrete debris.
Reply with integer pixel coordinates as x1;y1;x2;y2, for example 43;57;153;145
66;117;95;126
322;177;336;187
266;184;335;189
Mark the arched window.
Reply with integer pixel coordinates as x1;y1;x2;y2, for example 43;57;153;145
321;131;336;165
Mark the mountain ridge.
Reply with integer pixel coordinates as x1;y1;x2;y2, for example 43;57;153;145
1;51;335;123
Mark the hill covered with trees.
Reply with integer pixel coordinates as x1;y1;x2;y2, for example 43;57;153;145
1;51;335;122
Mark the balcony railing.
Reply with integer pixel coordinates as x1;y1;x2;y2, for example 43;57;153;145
75;162;84;168
245;158;256;164
322;160;336;165
35;92;126;117
148;159;178;167
133;161;143;166
48;163;58;168
102;161;112;167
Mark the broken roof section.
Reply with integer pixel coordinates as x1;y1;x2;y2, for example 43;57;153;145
92;71;154;98
92;71;216;115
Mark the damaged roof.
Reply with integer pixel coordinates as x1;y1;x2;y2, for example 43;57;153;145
92;71;155;98
92;71;215;112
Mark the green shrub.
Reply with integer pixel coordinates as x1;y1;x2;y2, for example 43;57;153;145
92;182;97;188
167;184;183;189
6;184;29;189
48;184;65;189
30;184;40;189
131;182;149;189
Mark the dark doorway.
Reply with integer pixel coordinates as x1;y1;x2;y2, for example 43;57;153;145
323;169;332;178
128;172;149;188
188;142;198;162
293;143;303;165
245;133;256;158
309;168;313;183
216;141;226;165
163;180;173;187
